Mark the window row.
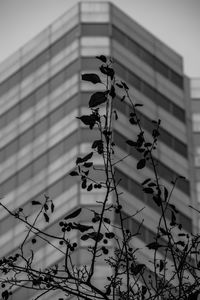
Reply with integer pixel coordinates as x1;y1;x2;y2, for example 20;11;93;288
0;59;80;129
0;94;79;164
113;97;187;158
113;131;190;195
112;25;183;89
81;57;185;123
115;168;192;232
0;130;79;195
113;60;185;122
0;22;183;101
0;25;80;98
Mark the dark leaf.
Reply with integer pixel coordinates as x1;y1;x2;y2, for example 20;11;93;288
153;195;162;207
121;81;129;90
82;180;87;189
92;139;103;149
89;91;108;108
87;183;93;191
103;218;111;224
105;232;115;239
99;65;115;79
88;232;103;242
121;95;126;102
164;187;168;201
51;202;55;213
82;152;93;162
2;290;9;300
84;162;93;168
141;178;151;185
126;140;137;147
77;115;96;129
44;203;48;211
43;213;49;223
73;223;93;232
159;260;164;272
65;208;82;220
129;117;137;125
81;234;89;241
109;85;116;98
146;242;162;250
69;171;79;176
31;200;41;205
96;55;107;63
134;103;143;107
81;73;101;84
116;83;123;88
114;110;118;120
176;240;185;247
143;187;154;194
169;204;178;213
152;129;160;138
131;263;145;276
76;157;83;165
137;159;146;170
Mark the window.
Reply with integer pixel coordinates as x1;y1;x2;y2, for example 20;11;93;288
193;114;200;132
81;23;109;36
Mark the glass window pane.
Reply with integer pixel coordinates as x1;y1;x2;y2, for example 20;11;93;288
81;23;109;36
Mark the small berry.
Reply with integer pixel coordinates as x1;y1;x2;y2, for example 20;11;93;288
32;238;36;244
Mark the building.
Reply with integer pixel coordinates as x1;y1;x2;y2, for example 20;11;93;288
0;2;197;299
191;78;200;228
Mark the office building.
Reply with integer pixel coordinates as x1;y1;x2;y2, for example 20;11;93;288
0;2;197;299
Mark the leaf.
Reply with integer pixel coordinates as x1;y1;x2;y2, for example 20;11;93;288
44;203;48;211
131;263;145;276
69;171;79;176
89;91;108;108
159;260;164;272
146;242;162;250
87;183;93;191
99;65;115;79
103;218;111;224
121;81;129;90
109;85;116;98
141;178;151;185
81;234;89;241
96;55;107;63
31;200;41;205
43;213;49;223
92;139;103;149
143;187;154;194
134;103;143;107
126;140;137;147
77;115;96;129
76;157;83;164
121;95;126;102
88;232;103;242
2;290;9;300
81;73;101;84
51;202;55;213
137;159;146;170
73;223;93;232
64;208;82;220
164;187;168;201
116;83;123;88
84;162;93;168
153;195;162;207
82;152;93;162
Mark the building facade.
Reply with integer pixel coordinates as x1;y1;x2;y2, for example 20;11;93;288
191;78;200;229
0;2;197;299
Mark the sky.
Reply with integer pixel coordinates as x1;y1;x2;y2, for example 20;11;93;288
0;0;199;77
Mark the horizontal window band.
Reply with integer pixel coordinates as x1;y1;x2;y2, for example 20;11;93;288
81;57;185;123
115;168;192;232
0;22;183;100
113;130;190;196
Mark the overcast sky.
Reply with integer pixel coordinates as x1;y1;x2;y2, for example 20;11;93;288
0;0;199;77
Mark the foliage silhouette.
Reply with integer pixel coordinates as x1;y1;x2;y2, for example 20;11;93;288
0;56;199;300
